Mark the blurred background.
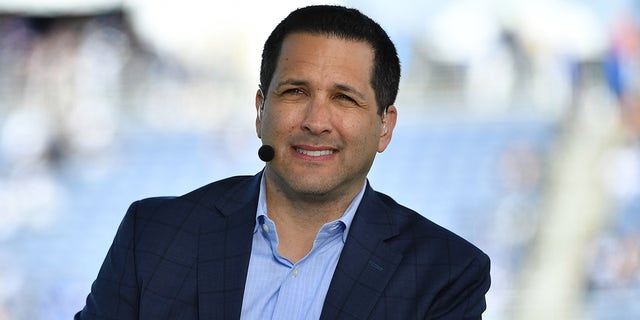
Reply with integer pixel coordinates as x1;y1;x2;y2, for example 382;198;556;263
0;0;639;318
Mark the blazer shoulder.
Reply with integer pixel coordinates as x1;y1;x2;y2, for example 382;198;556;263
128;174;258;223
183;174;253;197
374;189;488;261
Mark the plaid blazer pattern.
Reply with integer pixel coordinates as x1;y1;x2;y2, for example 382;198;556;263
76;172;490;319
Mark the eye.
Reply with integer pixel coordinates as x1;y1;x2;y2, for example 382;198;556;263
283;88;305;96
335;93;358;105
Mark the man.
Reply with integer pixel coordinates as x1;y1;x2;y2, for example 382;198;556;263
76;5;490;319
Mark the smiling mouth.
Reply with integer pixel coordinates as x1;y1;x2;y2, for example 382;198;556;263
295;147;334;157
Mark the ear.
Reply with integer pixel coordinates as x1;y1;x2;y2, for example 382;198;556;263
377;105;397;153
255;89;264;138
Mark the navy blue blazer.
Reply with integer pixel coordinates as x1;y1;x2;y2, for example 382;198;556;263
76;173;490;319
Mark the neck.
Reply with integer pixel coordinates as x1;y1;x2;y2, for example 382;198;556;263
267;187;354;229
264;177;363;228
263;176;364;262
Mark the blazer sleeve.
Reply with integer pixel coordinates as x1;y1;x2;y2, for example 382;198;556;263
75;201;141;320
428;251;491;320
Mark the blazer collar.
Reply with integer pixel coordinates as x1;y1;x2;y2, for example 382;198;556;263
196;173;261;319
216;172;262;217
321;184;404;320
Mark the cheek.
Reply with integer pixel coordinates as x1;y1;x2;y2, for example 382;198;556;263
345;121;381;148
261;109;299;137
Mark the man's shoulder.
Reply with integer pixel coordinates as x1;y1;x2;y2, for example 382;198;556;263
129;174;259;220
132;174;253;204
372;189;488;261
181;174;257;202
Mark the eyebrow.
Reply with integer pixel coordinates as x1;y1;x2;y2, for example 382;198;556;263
274;79;308;90
275;79;367;101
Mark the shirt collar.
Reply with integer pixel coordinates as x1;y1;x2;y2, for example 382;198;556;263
255;172;366;242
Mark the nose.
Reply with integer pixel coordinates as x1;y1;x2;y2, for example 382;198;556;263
301;97;332;135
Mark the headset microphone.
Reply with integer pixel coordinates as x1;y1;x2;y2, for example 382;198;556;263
258;145;275;162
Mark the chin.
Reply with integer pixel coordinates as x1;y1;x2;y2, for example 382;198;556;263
291;181;334;197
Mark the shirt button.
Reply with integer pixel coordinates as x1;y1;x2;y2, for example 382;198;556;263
292;266;299;277
262;224;270;233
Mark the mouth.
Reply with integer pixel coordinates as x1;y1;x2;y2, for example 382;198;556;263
294;146;336;157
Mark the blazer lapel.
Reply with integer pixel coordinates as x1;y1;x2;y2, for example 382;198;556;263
197;173;261;319
320;185;403;320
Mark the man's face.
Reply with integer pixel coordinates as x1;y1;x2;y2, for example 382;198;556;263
256;33;396;200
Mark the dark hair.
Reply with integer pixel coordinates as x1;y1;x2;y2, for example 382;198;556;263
260;5;401;114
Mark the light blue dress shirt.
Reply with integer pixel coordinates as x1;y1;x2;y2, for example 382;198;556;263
240;175;365;320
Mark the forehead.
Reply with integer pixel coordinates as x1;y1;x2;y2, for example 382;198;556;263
274;33;375;85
